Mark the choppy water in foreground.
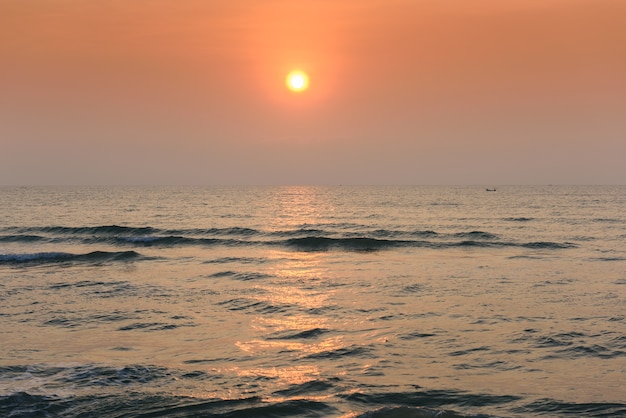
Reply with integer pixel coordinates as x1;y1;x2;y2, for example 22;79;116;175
1;186;625;417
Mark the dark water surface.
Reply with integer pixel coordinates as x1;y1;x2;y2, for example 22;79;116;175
1;186;625;417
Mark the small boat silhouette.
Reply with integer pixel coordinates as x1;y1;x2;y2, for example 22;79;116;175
486;188;496;192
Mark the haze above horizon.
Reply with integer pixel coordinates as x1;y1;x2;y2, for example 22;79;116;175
1;0;625;185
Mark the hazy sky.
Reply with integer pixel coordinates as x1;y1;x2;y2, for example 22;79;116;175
1;0;625;185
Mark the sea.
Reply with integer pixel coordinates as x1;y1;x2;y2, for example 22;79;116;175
1;185;625;417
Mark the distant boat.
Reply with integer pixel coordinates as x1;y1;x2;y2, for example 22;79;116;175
486;188;496;192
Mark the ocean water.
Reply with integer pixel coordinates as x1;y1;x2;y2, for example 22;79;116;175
1;185;625;417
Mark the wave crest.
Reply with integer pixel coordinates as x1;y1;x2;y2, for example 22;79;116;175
0;251;144;265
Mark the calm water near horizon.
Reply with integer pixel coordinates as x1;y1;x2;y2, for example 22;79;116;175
1;186;625;417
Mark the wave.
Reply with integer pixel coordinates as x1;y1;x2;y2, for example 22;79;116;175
0;391;337;418
513;399;626;416
0;236;576;254
217;297;294;314
283;237;575;252
453;231;498;239
117;322;192;332
283;236;407;251
0;250;145;265
520;241;576;249
282;237;504;251
304;344;374;360
510;330;626;361
4;225;262;237
267;327;329;340
340;389;520;412
591;256;626;262
97;236;232;247
2;363;625;417
208;270;272;281
355;406;496;417
270;228;330;237
0;234;48;243
0;225;576;253
0;225;489;240
19;225;160;235
203;256;272;264
4;389;624;418
204;227;260;236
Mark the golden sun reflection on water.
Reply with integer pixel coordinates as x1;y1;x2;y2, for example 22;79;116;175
223;364;347;405
233;365;322;386
252;315;327;334
260;283;329;310
229;187;354;392
235;335;345;358
270;186;336;228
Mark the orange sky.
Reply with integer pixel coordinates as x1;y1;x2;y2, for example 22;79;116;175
1;0;625;185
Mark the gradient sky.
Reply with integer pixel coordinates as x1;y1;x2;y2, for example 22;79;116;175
1;0;625;185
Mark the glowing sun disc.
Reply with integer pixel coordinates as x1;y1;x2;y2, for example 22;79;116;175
286;70;309;92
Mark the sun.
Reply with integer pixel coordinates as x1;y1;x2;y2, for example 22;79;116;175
286;70;309;93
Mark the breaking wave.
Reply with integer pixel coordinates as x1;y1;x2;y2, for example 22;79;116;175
0;250;145;265
0;225;576;253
